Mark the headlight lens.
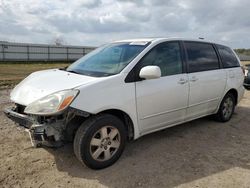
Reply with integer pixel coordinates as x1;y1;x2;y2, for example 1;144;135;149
24;89;79;115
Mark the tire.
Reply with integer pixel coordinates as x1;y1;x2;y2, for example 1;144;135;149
215;93;236;122
73;114;126;169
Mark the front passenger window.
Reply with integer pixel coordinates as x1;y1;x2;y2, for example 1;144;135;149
138;42;182;77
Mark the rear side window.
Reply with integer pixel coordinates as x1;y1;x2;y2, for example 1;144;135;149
185;42;220;73
216;44;240;68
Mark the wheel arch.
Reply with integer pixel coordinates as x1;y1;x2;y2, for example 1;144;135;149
99;109;135;141
215;88;238;114
65;108;137;142
225;88;238;104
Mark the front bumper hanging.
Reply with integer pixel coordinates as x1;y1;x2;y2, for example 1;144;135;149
4;106;64;147
4;105;89;147
4;107;33;128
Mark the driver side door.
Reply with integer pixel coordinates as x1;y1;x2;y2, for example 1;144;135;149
135;41;189;133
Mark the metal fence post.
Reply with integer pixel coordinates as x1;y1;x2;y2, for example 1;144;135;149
66;47;69;62
27;45;30;62
48;46;50;61
2;44;5;61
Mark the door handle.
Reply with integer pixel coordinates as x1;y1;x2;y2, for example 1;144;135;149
178;78;188;84
190;76;198;82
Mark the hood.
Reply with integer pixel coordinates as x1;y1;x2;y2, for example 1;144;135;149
10;69;99;106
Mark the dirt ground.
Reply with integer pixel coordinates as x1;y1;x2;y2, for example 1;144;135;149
1;89;250;188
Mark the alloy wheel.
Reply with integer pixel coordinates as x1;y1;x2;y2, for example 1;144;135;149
90;126;121;161
222;97;234;119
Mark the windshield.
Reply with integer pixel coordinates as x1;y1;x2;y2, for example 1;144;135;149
66;42;149;77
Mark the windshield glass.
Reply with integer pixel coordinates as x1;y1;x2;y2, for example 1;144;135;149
66;42;149;77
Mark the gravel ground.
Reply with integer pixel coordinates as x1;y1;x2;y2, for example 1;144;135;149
1;89;250;188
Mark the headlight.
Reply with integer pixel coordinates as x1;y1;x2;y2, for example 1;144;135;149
24;89;79;115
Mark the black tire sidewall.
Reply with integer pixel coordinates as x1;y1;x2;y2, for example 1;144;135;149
74;114;126;169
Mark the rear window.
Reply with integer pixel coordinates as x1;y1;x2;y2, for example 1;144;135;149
216;44;240;68
185;42;220;73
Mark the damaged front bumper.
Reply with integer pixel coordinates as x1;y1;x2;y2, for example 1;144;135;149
4;107;33;128
4;105;89;147
4;106;64;147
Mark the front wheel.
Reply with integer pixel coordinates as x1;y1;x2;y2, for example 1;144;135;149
215;93;236;122
73;114;126;169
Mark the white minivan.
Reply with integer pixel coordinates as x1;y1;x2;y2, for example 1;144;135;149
4;38;245;169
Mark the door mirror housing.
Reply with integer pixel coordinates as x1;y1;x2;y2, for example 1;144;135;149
139;66;161;80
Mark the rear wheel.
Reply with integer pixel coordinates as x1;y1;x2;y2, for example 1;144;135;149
215;93;236;122
73;114;126;169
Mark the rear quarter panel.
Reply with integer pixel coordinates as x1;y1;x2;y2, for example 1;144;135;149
224;67;245;103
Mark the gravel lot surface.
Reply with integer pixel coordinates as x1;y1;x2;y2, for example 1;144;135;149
1;89;250;188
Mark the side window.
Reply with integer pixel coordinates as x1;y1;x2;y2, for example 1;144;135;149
216;44;240;68
138;42;182;77
185;42;219;73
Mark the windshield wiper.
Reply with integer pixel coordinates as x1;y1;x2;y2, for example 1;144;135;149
63;69;114;77
66;70;80;74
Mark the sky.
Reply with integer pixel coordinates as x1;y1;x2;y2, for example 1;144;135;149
0;0;250;48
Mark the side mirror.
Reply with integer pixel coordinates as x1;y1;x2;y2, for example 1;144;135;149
139;66;161;80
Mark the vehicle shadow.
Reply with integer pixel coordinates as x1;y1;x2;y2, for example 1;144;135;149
45;105;250;188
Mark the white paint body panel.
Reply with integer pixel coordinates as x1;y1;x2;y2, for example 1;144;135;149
186;69;227;120
10;69;101;106
70;74;140;138
136;74;189;133
223;67;245;103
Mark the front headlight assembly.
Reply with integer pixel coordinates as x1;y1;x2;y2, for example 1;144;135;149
24;89;79;115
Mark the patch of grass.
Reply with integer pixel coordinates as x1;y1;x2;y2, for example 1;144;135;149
242;61;250;66
0;63;70;89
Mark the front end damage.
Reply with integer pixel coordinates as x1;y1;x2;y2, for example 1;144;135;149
4;104;89;147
